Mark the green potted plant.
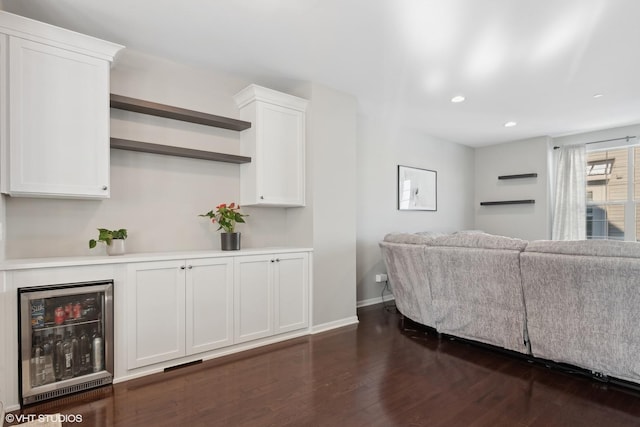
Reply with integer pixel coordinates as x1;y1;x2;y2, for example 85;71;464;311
89;228;128;256
199;203;247;250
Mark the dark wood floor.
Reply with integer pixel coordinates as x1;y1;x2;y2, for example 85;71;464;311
10;303;640;426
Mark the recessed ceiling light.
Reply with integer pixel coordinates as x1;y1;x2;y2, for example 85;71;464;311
593;93;603;98
451;95;466;103
504;121;517;128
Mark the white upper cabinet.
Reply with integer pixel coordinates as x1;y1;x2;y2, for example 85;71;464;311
0;11;123;198
234;85;308;207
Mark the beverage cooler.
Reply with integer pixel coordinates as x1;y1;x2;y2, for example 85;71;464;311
18;280;114;406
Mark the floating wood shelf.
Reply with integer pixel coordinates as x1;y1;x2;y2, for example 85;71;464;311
480;200;536;206
498;173;538;180
110;138;251;164
110;94;252;131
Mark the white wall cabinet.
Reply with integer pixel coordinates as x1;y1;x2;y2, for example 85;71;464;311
234;85;308;207
234;252;309;344
126;257;233;369
0;11;123;198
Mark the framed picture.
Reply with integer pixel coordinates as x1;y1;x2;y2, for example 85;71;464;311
397;165;437;211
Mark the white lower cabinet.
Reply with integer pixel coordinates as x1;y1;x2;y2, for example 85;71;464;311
126;251;309;371
0;248;311;409
274;253;309;334
235;252;309;344
186;258;234;354
126;257;233;369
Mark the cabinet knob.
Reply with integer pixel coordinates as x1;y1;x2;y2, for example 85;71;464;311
180;265;186;270
276;258;280;262
260;195;265;200
187;265;193;269
102;185;108;191
270;259;275;263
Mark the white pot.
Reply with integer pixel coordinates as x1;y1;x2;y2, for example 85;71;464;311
107;239;126;256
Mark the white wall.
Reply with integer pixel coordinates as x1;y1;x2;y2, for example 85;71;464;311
0;195;5;260
5;50;288;258
474;136;552;241
356;117;475;304
285;83;358;328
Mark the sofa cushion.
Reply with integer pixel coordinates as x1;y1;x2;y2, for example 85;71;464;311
415;231;449;238
520;251;640;382
379;241;435;327
525;239;640;259
426;246;528;353
383;233;436;245
428;232;528;251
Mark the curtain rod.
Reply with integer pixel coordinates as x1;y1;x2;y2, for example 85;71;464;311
553;135;637;150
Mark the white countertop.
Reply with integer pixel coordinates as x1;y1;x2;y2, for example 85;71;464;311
0;247;313;271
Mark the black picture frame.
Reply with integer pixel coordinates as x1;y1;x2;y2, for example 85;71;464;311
397;165;437;211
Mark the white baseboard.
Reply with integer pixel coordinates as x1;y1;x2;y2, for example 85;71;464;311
356;295;395;308
311;316;359;334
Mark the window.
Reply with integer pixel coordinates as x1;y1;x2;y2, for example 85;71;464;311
585;146;639;241
587;159;614;176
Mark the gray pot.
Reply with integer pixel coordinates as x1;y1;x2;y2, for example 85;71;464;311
221;232;241;251
106;239;126;256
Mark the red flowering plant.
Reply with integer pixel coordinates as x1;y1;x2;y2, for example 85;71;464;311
199;202;247;233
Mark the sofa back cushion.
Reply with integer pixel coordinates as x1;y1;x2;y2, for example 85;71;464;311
383;233;437;245
525;239;640;259
428;232;528;251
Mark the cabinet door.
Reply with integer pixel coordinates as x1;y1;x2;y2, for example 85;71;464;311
256;103;305;206
127;261;186;369
186;258;234;355
274;253;309;334
8;37;110;198
234;255;273;344
0;34;7;191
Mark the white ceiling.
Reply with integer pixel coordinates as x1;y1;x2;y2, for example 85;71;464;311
3;0;640;147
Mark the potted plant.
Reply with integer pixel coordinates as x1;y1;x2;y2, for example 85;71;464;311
199;203;247;250
89;228;128;256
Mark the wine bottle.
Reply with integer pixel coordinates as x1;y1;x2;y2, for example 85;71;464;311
42;333;55;384
61;328;73;380
91;328;103;372
53;334;64;381
30;333;45;387
71;330;81;377
79;329;91;374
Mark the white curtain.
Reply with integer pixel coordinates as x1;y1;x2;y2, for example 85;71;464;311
552;144;586;240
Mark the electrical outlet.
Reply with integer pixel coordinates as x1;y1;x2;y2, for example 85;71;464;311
375;273;388;283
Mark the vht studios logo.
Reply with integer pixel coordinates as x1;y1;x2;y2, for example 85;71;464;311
5;413;84;424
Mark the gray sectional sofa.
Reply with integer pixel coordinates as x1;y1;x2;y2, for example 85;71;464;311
380;231;640;387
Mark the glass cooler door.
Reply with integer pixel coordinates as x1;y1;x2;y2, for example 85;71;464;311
18;280;114;405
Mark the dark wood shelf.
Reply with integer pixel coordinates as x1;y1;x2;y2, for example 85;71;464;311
480;200;536;206
110;94;251;131
498;173;538;180
110;138;251;164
